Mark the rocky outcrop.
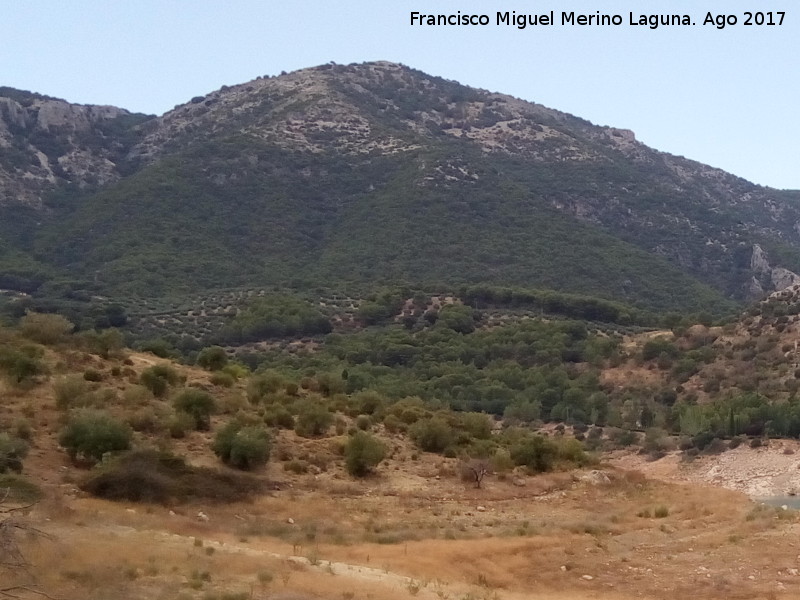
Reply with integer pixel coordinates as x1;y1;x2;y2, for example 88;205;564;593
0;90;150;208
748;244;800;297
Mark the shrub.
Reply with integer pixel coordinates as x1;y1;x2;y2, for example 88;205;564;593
409;418;454;453
140;364;181;397
352;390;384;416
490;448;515;473
197;346;229;371
458;412;492;439
212;421;271;470
53;375;91;410
80;329;124;359
210;371;236;387
0;433;29;473
19;312;73;344
558;438;591;466
510;435;559;473
246;371;285;403
139;338;177;359
80;449;264;503
167;411;195;438
58;409;132;463
83;368;103;382
294;401;333;437
173;389;216;431
344;431;386;477
0;347;44;385
263;405;294;429
383;414;406;433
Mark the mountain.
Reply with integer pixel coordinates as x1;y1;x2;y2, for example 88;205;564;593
1;61;799;314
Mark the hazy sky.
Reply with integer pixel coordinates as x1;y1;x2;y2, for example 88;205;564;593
2;1;798;189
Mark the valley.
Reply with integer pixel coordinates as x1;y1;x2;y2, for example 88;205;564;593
3;61;800;600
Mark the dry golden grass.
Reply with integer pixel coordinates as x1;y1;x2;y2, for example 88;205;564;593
4;345;800;600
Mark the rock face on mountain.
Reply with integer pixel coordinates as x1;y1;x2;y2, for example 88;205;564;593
0;88;151;208
0;63;799;307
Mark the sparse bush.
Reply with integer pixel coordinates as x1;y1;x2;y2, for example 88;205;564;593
409;417;454;453
246;371;286;403
80;449;264;503
197;346;229;371
0;433;29;473
294;400;333;437
654;505;670;518
352;390;385;416
263;405;294;429
510;435;558;473
83;368;103;382
140;364;181;397
344;431;386;477
382;414;406;433
490;448;515;473
210;371;235;387
167;411;195;438
173;389;216;431
19;312;73;344
212;421;271;470
58;409;132;463
53;375;91;410
0;347;44;385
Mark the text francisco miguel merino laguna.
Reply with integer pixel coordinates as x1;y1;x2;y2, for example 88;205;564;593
409;10;779;29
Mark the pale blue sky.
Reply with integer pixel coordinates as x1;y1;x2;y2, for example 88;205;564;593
2;1;798;189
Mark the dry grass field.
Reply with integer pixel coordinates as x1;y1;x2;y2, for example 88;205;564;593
2;332;800;600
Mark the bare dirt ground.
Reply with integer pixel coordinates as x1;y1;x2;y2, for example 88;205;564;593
9;455;800;600
609;440;800;499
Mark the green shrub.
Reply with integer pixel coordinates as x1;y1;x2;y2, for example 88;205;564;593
641;337;680;361
83;368;103;382
263;405;294;429
458;412;492;439
382;414;406;433
80;329;124;359
0;433;29;473
246;371;286;403
0;347;44;385
210;371;236;387
557;438;590;466
510;435;559;473
140;364;181;397
167;411;195;438
173;389;216;431
352;390;385;415
197;346;229;371
58;409;132;463
53;375;91;410
409;418;454;453
19;312;73;344
0;474;42;502
80;449;264;503
294;401;333;437
139;338;178;359
212;421;271;470
344;431;386;477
